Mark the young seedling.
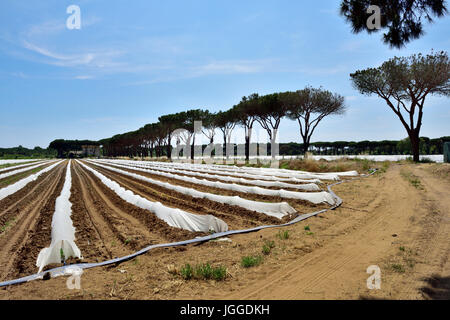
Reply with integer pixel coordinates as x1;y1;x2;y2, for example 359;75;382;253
60;248;65;264
180;264;193;280
278;230;289;240
262;240;275;255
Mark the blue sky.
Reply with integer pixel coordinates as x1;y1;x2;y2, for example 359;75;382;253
0;0;449;148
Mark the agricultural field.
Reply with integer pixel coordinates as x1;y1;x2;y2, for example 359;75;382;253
0;158;448;299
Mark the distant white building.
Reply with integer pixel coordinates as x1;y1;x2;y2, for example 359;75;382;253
81;145;100;157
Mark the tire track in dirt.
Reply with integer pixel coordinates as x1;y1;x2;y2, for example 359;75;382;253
97;162;327;214
223;166;419;300
0;162;67;280
86;161;285;230
398;166;450;299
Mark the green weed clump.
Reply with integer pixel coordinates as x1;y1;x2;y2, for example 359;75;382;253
277;230;290;240
262;240;275;255
180;264;193;280
241;255;263;268
181;263;227;281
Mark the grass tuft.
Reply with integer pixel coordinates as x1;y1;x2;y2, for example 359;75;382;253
241;255;263;268
277;230;290;240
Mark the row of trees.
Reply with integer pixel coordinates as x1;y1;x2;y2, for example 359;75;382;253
281;136;450;156
48;139;100;158
52;51;448;162
101;88;346;160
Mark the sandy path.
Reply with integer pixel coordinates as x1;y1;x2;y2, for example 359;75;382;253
219;164;450;299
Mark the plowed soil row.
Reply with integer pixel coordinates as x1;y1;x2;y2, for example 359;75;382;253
0;162;53;190
0;161;40;175
71;161;202;259
0;162;67;280
84;161;287;229
91;162;327;214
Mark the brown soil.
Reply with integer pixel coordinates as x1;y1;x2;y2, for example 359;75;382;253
0;161;67;280
0;162;54;189
0;162;448;300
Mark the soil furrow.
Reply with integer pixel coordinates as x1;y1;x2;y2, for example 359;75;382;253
0;162;67;280
75;161;201;246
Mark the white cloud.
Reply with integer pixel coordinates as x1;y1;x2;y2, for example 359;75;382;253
74;75;94;80
22;41;124;68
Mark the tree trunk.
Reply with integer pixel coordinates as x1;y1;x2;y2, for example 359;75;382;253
223;134;227;160
245;136;250;161
191;135;195;160
409;131;420;162
302;137;310;155
167;134;172;159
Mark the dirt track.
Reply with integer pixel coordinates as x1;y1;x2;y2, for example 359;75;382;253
0;162;448;300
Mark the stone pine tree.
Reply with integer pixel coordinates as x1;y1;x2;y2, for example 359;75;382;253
350;51;450;162
340;0;448;48
286;88;346;155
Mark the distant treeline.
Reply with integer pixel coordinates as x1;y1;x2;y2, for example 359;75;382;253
103;136;450;158
280;136;450;156
1;136;448;159
0;146;56;159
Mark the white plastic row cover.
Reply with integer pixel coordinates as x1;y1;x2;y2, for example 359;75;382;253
161;161;357;180
97;159;320;191
36;160;82;273
0;160;50;180
115;159;347;181
0;160;62;202
79;161;229;233
92;160;336;205
88;160;296;219
107;159;323;184
0;160;43;173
